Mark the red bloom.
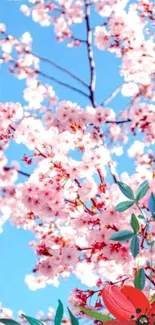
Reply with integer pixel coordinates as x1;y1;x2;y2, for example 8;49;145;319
101;284;155;325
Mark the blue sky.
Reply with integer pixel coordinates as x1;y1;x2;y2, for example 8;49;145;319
0;0;143;320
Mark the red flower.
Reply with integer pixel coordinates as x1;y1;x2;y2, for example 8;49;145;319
101;284;155;325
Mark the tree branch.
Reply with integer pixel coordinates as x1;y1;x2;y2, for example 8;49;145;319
145;273;155;286
36;70;90;100
30;51;89;89
2;30;88;90
85;1;96;107
108;162;119;183
4;167;30;178
70;35;87;44
16;170;31;177
6;57;90;102
105;118;132;124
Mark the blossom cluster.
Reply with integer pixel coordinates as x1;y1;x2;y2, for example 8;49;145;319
0;0;155;317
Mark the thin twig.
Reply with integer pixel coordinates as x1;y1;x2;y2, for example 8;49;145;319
36;70;90;100
85;0;96;107
30;51;89;89
105;118;132;124
108;162;118;183
145;273;155;286
3;167;30;177
6;56;90;102
17;170;31;177
70;35;87;44
2;30;88;90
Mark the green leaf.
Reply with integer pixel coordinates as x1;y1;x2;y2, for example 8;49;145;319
149;293;155;304
76;306;114;322
135;180;149;202
152;214;155;221
130;213;139;233
134;268;145;290
21;315;43;325
54;300;64;325
130;235;139;258
67;308;79;325
110;230;134;242
117;182;135;200
115;201;134;212
149;240;155;247
0;320;20;325
137;214;145;220
148;192;155;215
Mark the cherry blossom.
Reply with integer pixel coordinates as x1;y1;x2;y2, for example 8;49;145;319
0;0;155;320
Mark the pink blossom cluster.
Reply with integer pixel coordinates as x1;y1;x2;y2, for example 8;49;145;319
0;0;155;317
129;103;155;144
20;0;84;45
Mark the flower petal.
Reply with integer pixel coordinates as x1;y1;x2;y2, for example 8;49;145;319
101;285;136;320
148;301;155;318
121;286;150;315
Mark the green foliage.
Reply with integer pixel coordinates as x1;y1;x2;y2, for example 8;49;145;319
137;214;145;220
109;230;134;242
21;315;43;325
134;268;145;290
115;201;134;212
76;306;114;322
135;180;149;202
130;235;139;258
0;320;20;325
149;293;155;304
54;300;64;325
148;240;155;247
67;308;79;325
117;182;135;200
130;214;139;233
148;192;155;215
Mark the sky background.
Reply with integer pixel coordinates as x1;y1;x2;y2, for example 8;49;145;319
0;0;143;320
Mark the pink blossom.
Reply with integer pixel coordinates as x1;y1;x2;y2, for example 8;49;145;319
94;26;110;50
1;0;155;313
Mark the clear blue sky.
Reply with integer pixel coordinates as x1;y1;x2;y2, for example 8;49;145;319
0;0;143;319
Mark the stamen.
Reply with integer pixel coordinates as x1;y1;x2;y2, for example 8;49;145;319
136;309;142;314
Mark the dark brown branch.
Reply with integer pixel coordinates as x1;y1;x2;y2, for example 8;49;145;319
30;51;89;89
36;70;90;100
105;118;132;124
85;1;96;107
5;56;90;102
145;273;155;286
16;170;31;177
108;162;118;183
2;30;88;90
70;35;87;44
4;167;30;178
